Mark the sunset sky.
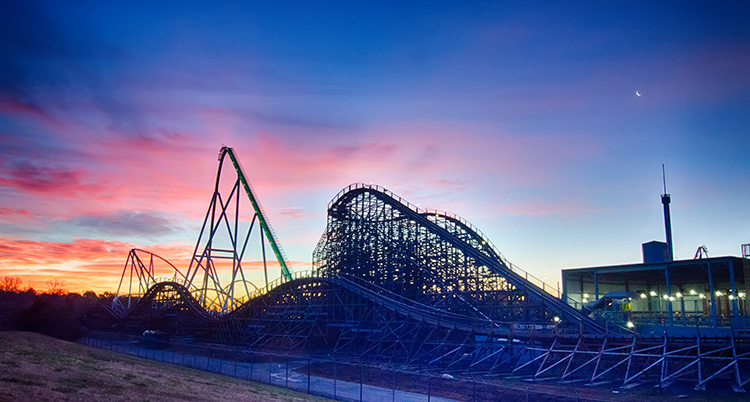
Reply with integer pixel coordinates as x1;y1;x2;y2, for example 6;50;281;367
1;2;748;294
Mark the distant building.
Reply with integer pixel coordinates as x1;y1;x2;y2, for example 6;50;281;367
562;245;750;335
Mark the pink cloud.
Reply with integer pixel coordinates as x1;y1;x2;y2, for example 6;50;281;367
0;207;31;216
232;122;601;194
278;207;322;220
0;162;107;197
0;98;53;124
0;207;31;224
0;97;73;133
0;126;219;222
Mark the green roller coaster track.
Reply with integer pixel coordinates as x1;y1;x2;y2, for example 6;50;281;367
220;146;292;281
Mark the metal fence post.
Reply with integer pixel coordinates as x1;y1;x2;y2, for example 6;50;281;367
473;378;476;402
360;364;364;402
307;358;311;394
428;375;431;402
285;356;289;388
334;360;337;399
392;369;396;402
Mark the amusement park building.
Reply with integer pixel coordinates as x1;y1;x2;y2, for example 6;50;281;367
562;244;750;335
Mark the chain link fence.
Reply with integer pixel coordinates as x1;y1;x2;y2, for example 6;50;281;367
80;332;608;402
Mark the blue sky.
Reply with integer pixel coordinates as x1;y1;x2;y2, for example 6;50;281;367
0;1;748;292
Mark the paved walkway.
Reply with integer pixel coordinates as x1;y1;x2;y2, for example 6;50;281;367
81;338;457;402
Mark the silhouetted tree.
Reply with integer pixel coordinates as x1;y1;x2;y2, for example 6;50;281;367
45;279;67;295
14;296;83;341
0;276;22;292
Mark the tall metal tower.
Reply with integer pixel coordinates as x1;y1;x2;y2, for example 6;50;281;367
661;164;674;261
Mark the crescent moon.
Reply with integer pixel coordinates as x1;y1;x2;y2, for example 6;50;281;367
636;90;641;96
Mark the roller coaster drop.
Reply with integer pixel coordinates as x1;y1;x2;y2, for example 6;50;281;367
108;147;750;391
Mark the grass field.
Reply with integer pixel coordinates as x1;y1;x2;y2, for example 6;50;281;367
0;332;330;402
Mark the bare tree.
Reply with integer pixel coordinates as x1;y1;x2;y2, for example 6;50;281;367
0;276;22;292
45;279;67;295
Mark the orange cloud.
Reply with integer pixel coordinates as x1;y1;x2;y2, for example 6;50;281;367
0;238;191;293
0;237;308;295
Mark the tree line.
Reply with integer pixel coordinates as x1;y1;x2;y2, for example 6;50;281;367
0;276;114;340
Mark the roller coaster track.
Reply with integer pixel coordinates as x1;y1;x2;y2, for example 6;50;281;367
119;273;497;351
320;183;606;333
176;146;292;311
129;281;215;321
231;274;497;333
221;146;291;281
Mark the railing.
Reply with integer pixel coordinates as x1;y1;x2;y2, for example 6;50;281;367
601;310;750;330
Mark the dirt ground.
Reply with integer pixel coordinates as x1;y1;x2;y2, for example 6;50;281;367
0;331;330;402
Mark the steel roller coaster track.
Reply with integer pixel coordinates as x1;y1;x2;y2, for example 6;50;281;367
104;147;750;391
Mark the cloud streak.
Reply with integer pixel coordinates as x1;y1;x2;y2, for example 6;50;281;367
69;211;179;238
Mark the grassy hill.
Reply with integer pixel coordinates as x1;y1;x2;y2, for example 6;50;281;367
0;331;330;402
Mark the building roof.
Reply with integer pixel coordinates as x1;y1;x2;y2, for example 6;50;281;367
563;256;746;275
